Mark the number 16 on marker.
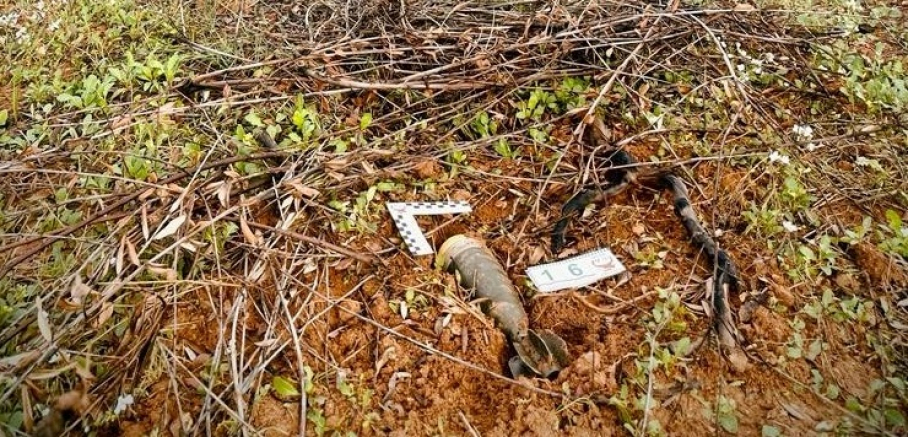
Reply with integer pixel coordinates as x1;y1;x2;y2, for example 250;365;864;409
526;248;627;293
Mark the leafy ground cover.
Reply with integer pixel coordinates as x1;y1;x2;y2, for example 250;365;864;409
0;0;906;435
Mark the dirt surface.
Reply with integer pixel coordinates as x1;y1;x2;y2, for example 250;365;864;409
3;1;906;435
110;132;892;435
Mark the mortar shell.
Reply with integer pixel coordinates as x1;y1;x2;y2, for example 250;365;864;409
438;234;570;378
438;234;528;339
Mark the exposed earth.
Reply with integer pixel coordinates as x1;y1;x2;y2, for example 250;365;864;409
1;0;906;436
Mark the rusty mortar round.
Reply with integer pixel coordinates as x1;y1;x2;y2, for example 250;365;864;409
437;234;484;271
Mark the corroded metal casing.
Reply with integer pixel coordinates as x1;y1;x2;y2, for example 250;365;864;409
438;235;528;340
438;235;570;378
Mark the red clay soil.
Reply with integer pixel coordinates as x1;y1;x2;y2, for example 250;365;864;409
117;139;891;436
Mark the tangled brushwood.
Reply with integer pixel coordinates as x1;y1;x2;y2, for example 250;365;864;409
1;0;907;434
550;124;748;371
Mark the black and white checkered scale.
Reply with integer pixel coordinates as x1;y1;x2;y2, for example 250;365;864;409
386;201;472;255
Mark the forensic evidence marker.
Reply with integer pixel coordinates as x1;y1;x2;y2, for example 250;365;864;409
386;201;472;255
527;248;627;293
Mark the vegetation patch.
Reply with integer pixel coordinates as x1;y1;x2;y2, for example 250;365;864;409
1;0;906;435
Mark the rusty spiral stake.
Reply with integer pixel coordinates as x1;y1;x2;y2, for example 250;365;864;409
438;235;570;378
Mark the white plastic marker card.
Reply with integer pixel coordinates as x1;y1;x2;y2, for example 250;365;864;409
526;248;627;293
387;201;472;256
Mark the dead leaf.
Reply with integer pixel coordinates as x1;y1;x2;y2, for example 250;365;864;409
151;214;187;241
834;273;859;292
247;261;266;283
55;389;90;412
364;239;382;253
0;350;41;370
217;182;230;208
177;412;193;436
300;258;317;275
182;377;203;391
241;195;262;208
280;196;293;211
434;316;445;335
781;402;816;422
375;346;396;375
560;247;579;258
276;213;297;232
529;246;545;265
385;371;411;401
138;188;156;201
126;239;140;266
637;83;651;110
148;266;178;281
21;386;33;432
95;302;114;328
290;183;320;198
412;159;442;179
158;101;177;117
336;300;363;324
255;338;279;348
28;364;77;381
168;197;183;213
36;296;53;343
68;276;93;307
73;362;95;381
179;241;199;252
240;212;260;245
727;349;750;373
116;237;126;274
325;158;348;170
734;3;756;11
451;190;472;201
141;206;150;241
183;346;198;361
110;114;133;130
334;257;354;271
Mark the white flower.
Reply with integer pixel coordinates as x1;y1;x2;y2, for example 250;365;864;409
737;64;745;72
842;0;861;11
47;18;60;32
855;156;883;171
0;12;19;26
768;150;790;165
782;220;800;233
792;124;814;140
114;394;134;415
806;143;818;151
15;26;29;42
